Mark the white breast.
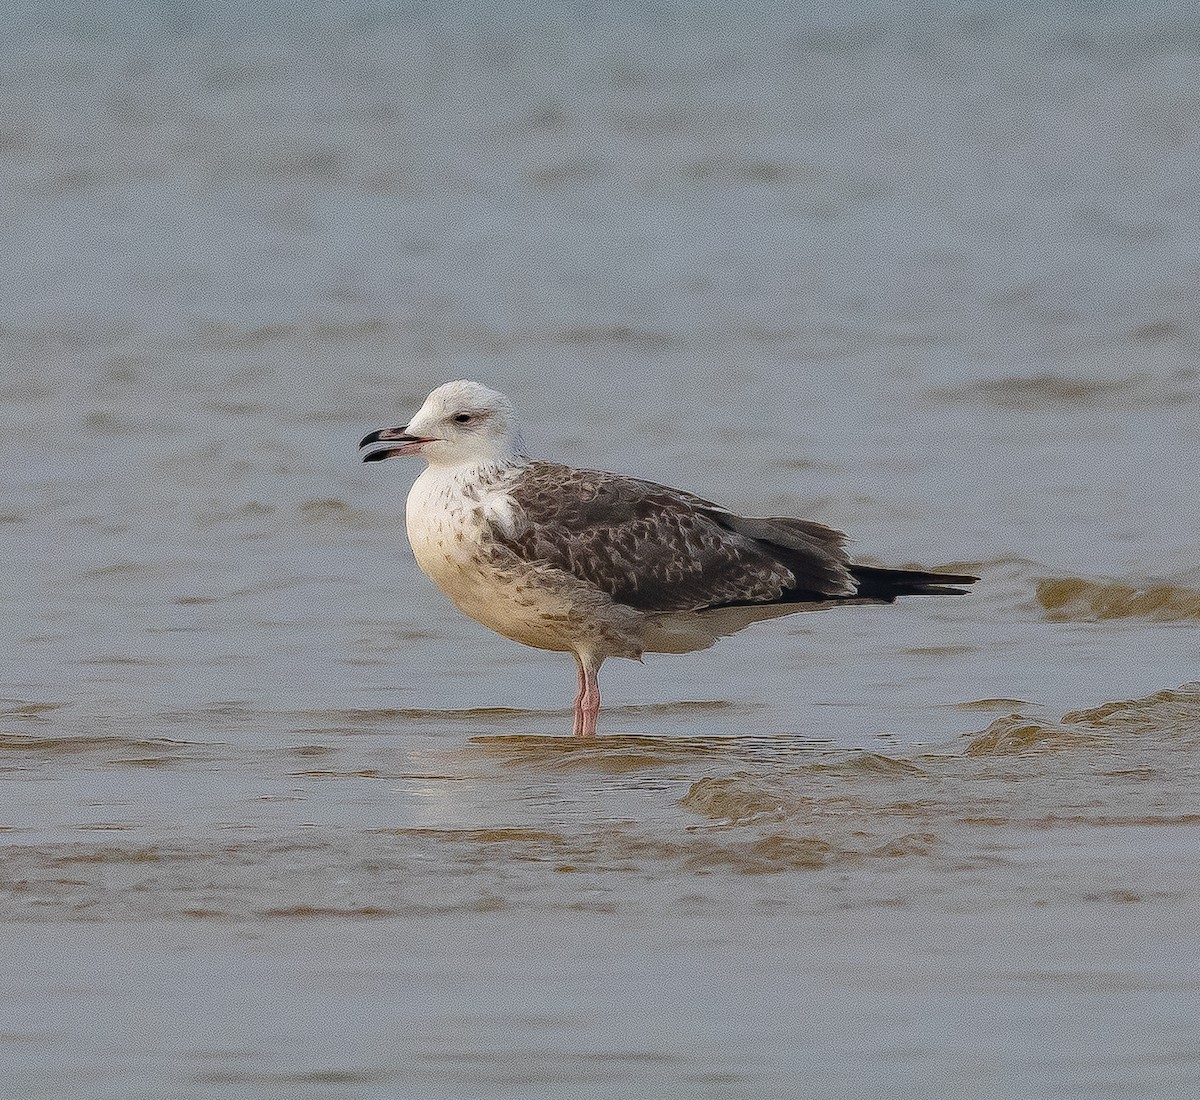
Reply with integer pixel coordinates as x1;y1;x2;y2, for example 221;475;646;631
404;465;578;652
405;466;490;589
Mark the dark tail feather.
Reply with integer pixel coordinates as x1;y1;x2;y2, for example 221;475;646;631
851;564;978;601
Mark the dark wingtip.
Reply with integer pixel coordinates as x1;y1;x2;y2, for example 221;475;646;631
916;573;980;592
850;565;979;600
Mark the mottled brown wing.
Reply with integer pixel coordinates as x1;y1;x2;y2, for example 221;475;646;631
496;463;853;613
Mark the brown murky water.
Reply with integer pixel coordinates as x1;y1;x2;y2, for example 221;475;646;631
2;3;1200;1097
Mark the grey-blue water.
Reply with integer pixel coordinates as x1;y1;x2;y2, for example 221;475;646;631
2;3;1199;1097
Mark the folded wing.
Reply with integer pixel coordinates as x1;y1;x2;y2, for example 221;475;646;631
494;463;859;613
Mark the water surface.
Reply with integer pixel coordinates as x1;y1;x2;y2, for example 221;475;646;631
1;2;1198;1096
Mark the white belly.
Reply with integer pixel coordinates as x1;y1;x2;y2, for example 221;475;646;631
405;468;580;652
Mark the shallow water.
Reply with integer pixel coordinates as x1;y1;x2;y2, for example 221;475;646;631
2;2;1200;1096
5;686;1200;1098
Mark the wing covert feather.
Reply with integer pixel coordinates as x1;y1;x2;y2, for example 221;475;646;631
495;463;854;612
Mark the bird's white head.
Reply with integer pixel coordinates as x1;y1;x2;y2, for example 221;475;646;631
360;380;527;471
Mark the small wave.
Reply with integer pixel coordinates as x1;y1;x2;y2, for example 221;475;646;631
196;1068;400;1086
0;732;197;763
304;705;554;724
676;752;926;826
1127;320;1192;345
0;127;28;152
194;501;276;529
257;905;396;919
81;411;142;436
554;325;675;351
808;752;928;777
0;377;53;402
965;685;1200;755
0;700;65;717
685;833;835;873
511;103;569;135
643;826;937;873
374;826;567;845
50;845;194;866
296;498;375;529
80;654;172;668
201;318;389;349
378;820;924;876
680;775;796;823
686;157;794;183
614;700;741;715
288;768;386;778
964;715;1083;756
467;733;805;772
1037;577;1200;622
1063;685;1200;740
928;371;1195;410
904;645;978;657
32;168;100;195
292;700;743;729
953;698;1036;711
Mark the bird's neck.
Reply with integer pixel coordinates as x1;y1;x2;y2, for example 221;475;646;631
419;453;527;494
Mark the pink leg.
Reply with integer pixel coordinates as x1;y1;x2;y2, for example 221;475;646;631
571;659;587;738
576;661;602;739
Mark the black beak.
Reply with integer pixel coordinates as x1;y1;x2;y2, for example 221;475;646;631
359;425;432;462
359;426;414;449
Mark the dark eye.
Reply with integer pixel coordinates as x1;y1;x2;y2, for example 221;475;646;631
453;413;472;424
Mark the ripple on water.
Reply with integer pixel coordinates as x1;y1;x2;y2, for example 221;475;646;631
1;686;1199;919
1037;577;1200;622
282;700;751;733
296;498;376;528
952;698;1036;711
0;731;203;767
963;715;1084;756
0;700;67;718
1062;685;1200;740
926;370;1197;410
465;732;813;773
680;683;1200;852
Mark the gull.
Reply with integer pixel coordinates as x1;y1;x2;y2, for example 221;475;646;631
360;380;976;738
